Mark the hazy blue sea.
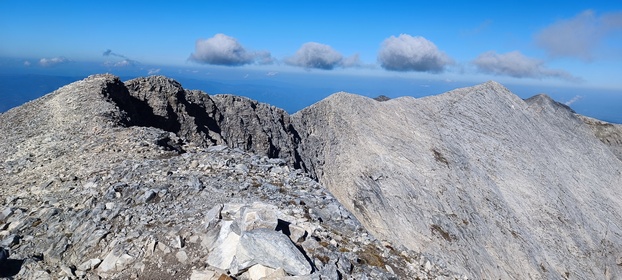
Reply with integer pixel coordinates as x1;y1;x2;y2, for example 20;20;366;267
0;73;619;124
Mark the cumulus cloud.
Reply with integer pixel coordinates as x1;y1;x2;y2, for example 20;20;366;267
103;49;139;66
473;51;581;81
23;60;31;67
377;34;452;72
535;10;622;60
189;33;273;66
284;42;359;70
39;56;70;67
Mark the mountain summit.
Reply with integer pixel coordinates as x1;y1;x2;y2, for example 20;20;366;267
1;74;621;279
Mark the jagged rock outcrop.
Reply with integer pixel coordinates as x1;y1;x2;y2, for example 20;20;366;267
90;75;300;164
122;76;225;147
0;74;458;279
211;95;302;168
291;82;622;279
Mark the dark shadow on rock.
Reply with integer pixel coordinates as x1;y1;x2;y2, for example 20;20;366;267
275;219;316;273
275;219;291;236
0;259;25;277
176;91;222;145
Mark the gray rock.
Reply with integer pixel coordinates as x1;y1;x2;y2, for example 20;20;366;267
238;203;279;231
235;228;312;276
206;220;241;270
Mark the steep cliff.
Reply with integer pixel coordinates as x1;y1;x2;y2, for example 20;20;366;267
292;81;622;279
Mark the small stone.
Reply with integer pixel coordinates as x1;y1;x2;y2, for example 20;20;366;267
78;258;101;271
175;250;188;264
157;242;171;254
1;234;19;247
144;239;157;257
171;235;184;249
262;268;287;280
205;204;223;230
0;208;13;221
60;265;74;277
189;270;217;280
98;250;121;273
247;264;276;280
141;190;157;203
239;204;278;232
288;224;307;243
424;260;433;271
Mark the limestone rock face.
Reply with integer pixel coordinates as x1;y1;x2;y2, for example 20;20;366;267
292;81;622;279
211;94;302;168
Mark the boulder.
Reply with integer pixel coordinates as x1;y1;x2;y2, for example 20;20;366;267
234;228;312;276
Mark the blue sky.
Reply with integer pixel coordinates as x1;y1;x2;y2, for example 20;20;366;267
0;0;621;121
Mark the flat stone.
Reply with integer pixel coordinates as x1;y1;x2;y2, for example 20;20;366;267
235;228;312;276
247;264;276;280
189;269;217;280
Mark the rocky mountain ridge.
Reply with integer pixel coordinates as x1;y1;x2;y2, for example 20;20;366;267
0;74;457;279
291;82;622;279
1;74;621;279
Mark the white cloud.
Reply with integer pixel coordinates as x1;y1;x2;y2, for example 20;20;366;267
189;33;273;66
266;71;278;76
285;42;359;70
148;68;161;75
473;51;581;81
535;10;622;60
564;95;583;106
23;61;31;66
377;34;452;72
39;56;70;67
